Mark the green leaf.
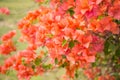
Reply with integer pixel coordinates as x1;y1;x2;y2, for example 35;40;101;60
32;65;36;70
104;40;110;55
42;64;52;70
67;7;75;16
60;62;68;68
112;55;118;62
75;70;79;78
34;58;42;66
46;34;53;38
62;55;66;59
74;40;78;43
113;19;120;24
62;39;67;47
111;72;120;80
6;70;11;75
92;62;97;67
69;40;75;48
6;69;14;76
115;64;120;68
97;15;105;20
55;58;58;64
21;58;27;66
115;47;120;57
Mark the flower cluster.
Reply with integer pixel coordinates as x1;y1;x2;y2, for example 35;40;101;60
0;0;120;80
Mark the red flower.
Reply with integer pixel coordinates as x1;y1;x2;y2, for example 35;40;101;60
0;7;10;15
1;30;16;41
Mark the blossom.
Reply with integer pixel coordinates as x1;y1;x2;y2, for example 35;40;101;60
1;30;16;41
0;7;10;15
108;0;120;20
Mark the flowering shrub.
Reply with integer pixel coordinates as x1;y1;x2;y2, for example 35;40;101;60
0;0;120;80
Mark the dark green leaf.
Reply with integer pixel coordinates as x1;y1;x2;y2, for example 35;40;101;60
32;65;35;70
74;40;80;44
22;58;27;66
62;55;66;59
60;62;68;68
112;55;118;62
112;72;120;80
75;70;79;78
35;58;42;66
67;7;75;16
92;62;97;67
113;19;120;24
115;47;120;57
55;58;58;64
42;64;52;70
69;40;75;48
104;40;110;55
115;64;120;68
